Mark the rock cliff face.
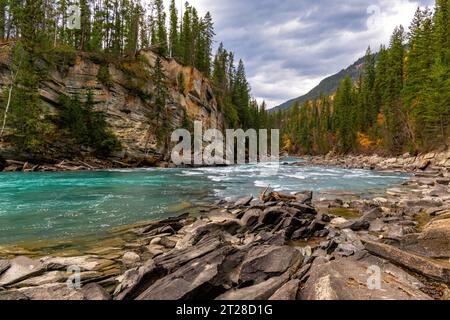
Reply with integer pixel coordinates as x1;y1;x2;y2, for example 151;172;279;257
0;44;224;164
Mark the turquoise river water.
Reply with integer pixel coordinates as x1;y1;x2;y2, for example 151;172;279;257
0;160;410;245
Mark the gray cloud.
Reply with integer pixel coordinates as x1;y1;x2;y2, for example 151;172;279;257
189;0;435;107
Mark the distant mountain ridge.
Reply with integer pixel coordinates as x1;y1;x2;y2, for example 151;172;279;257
271;55;373;112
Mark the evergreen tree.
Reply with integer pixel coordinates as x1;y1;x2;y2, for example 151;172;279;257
169;0;180;59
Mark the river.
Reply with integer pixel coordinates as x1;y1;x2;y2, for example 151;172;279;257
0;159;410;245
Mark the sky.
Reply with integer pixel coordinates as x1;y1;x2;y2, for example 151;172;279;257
164;0;436;108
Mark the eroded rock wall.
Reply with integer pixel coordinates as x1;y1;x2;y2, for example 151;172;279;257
0;44;224;163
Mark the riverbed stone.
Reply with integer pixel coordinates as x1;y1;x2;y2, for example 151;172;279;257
0;260;10;275
0;290;29;300
12;271;68;288
16;283;86;300
234;195;253;207
122;252;141;267
269;279;300;300
240;209;262;227
300;255;431;300
137;245;235;300
416;215;450;259
216;272;290;301
363;240;450;283
80;283;112;300
0;256;45;287
40;256;115;272
239;245;303;285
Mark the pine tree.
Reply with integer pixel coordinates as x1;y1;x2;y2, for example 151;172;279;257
169;0;180;59
334;76;356;153
180;3;192;65
151;56;168;125
154;0;168;56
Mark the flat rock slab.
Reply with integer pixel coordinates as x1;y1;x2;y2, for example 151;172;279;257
0;256;45;287
363;240;450;284
17;284;85;300
417;215;450;259
301;255;431;300
137;246;234;300
0;259;10;275
40;256;115;272
234;196;253;207
239;246;303;284
269;279;300;300
216;272;290;300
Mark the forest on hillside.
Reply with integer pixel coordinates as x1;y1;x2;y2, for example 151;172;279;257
0;0;268;157
274;0;449;156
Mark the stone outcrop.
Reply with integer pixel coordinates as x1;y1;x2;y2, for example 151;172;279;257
304;150;450;173
0;43;224;166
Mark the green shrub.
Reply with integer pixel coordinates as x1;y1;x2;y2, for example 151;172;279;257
97;65;114;88
58;91;122;157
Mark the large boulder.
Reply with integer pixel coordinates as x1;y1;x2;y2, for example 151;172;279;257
239;245;303;285
300;255;431;300
136;246;235;300
416;214;450;259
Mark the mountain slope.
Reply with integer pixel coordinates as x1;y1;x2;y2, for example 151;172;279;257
272;55;371;112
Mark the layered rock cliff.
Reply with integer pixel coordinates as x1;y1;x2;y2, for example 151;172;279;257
0;43;224;166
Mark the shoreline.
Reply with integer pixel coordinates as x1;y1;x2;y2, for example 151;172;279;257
0;155;449;300
1;150;449;173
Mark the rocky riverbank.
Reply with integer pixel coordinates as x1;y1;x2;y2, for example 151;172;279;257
303;150;450;173
0;162;449;300
0;157;177;173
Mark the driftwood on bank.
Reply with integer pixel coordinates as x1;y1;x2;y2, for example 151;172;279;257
259;186;297;203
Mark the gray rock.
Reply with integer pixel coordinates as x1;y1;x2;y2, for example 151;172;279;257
0;260;10;276
259;207;287;225
0;290;29;300
295;191;313;205
17;284;87;300
416;215;450;259
0;256;45;287
12;271;68;288
40;255;115;272
234;195;253;207
269;279;300;300
360;207;382;222
334;243;359;257
122;252;141;267
239;245;303;285
216;272;290;300
240;209;262;227
300;256;431;300
81;283;112;300
137;246;234;300
363;240;450;283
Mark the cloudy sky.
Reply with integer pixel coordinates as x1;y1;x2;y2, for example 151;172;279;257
165;0;435;108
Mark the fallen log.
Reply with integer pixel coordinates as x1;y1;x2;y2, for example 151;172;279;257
259;186;297;203
363;240;450;284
